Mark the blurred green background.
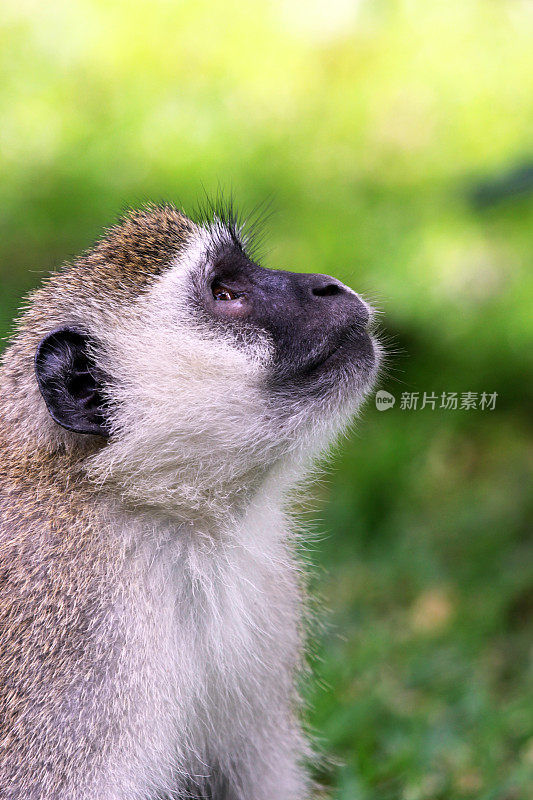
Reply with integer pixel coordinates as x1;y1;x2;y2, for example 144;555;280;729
1;1;532;797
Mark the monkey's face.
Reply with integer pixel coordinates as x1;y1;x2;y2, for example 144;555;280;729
192;231;377;405
34;214;380;513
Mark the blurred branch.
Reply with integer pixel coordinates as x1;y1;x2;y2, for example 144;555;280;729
468;160;533;208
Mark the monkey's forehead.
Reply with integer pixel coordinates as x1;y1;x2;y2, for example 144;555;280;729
17;204;248;341
57;204;246;299
83;204;198;294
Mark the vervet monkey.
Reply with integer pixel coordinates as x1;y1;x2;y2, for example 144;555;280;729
0;204;380;799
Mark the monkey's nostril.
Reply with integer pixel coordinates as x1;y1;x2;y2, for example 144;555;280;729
311;283;343;298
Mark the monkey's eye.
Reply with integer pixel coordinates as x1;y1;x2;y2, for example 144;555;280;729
211;280;239;301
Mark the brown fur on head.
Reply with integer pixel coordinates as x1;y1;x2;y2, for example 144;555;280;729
78;204;195;295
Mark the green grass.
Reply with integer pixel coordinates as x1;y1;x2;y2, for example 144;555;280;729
1;1;532;797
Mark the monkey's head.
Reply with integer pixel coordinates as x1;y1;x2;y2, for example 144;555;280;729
4;205;380;517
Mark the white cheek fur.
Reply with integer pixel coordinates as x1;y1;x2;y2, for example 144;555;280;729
86;234;276;518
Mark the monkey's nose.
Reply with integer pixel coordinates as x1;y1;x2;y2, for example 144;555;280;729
307;274;371;327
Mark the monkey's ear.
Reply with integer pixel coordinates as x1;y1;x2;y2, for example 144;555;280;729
35;328;110;437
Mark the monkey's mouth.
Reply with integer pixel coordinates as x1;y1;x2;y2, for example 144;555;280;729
302;325;374;376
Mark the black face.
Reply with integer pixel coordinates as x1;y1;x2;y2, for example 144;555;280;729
198;241;375;392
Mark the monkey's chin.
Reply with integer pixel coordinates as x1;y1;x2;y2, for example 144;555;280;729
268;332;380;422
303;328;379;396
308;328;375;376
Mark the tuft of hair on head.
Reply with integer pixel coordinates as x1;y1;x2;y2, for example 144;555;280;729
192;188;276;264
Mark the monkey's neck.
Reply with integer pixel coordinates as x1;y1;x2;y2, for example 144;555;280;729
0;427;290;554
83;439;287;532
